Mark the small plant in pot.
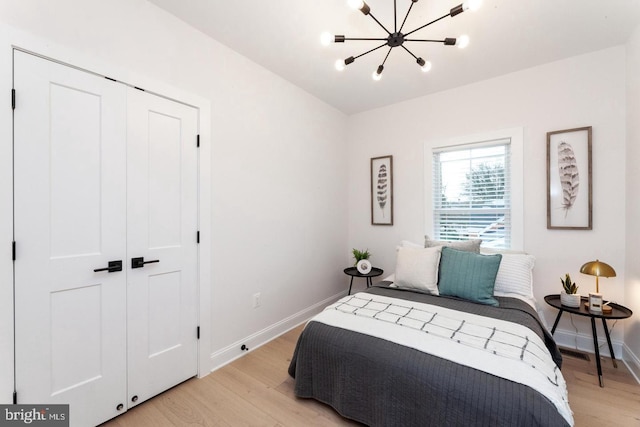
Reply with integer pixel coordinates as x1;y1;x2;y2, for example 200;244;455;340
352;248;371;266
560;273;581;307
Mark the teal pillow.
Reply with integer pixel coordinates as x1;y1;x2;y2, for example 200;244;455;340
438;247;502;306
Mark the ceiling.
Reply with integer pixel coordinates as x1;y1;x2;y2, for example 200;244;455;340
147;0;640;115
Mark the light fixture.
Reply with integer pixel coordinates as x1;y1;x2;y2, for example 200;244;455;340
580;259;616;294
580;259;616;313
322;0;482;78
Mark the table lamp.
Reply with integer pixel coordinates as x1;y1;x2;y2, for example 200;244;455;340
580;260;616;313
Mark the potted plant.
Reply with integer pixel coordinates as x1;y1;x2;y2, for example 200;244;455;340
352;248;371;266
352;248;372;275
560;273;581;307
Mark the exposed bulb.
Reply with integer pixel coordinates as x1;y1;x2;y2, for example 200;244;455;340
372;65;384;81
421;61;432;73
457;34;470;49
463;0;482;12
335;59;346;71
320;32;333;46
348;0;365;10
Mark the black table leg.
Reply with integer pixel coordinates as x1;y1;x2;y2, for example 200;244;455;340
550;309;564;335
602;318;618;369
591;317;604;387
366;277;372;288
348;277;354;295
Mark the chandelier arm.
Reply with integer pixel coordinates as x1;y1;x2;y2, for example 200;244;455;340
394;0;397;33
400;45;419;61
353;42;389;60
367;11;392;35
343;37;389;41
404;13;451;38
405;39;447;43
398;2;415;33
381;47;393;66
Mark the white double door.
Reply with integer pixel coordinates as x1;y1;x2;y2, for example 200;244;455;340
13;51;199;427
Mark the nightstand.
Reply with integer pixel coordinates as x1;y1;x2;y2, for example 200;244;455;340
343;267;383;295
544;294;632;387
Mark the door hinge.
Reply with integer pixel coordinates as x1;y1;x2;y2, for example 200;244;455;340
11;89;15;110
197;326;200;340
134;86;145;92
197;231;200;244
104;76;117;82
196;134;200;148
12;241;16;261
13;390;17;404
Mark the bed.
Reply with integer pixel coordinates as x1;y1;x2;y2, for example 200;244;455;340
288;243;573;426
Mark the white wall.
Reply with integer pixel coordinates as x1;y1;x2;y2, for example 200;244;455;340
0;0;348;402
625;24;640;379
348;47;628;352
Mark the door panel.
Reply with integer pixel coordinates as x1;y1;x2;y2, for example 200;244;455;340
147;110;183;248
50;285;103;395
49;83;103;257
14;51;199;426
14;51;127;427
126;89;199;407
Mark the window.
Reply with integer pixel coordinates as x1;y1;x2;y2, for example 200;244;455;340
427;129;523;249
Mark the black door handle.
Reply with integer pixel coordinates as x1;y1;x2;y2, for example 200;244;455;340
94;260;123;273
131;257;160;269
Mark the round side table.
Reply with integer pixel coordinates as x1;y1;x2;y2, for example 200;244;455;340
544;294;632;387
343;267;383;295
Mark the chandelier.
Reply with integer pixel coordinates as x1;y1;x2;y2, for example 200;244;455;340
321;0;482;80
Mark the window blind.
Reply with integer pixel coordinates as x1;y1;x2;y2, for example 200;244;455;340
432;139;511;248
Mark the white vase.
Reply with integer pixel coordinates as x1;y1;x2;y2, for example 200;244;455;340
560;291;581;308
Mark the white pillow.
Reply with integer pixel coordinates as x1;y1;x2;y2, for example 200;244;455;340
401;240;423;248
493;253;535;299
394;246;442;295
424;235;481;253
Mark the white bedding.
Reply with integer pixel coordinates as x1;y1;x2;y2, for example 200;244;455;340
382;272;539;310
314;292;574;426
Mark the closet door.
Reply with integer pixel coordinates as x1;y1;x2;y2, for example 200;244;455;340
13;51;128;426
125;88;199;407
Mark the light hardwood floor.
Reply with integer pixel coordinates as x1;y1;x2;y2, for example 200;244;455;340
103;324;640;427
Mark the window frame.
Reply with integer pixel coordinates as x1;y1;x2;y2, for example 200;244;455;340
424;128;524;250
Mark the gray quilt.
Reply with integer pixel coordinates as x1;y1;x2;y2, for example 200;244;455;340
288;285;569;427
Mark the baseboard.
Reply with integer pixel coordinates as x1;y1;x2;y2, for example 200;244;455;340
622;344;640;385
552;328;623;359
209;290;346;372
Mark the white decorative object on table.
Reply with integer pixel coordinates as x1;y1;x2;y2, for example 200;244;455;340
560;291;581;308
356;259;372;274
560;273;580;308
589;293;603;313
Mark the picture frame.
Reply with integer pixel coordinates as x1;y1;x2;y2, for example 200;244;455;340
371;155;393;225
546;126;592;230
589;292;603;313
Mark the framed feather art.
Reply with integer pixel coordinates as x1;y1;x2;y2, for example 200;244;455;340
371;155;393;225
547;126;592;230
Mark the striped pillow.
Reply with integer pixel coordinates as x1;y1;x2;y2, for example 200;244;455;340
492;254;535;299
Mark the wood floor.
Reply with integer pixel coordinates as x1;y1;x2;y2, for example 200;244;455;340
103;324;640;427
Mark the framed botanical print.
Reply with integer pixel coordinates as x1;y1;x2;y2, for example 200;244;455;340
547;127;592;230
371;155;393;225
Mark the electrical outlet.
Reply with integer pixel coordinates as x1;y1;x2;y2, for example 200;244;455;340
252;292;261;308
